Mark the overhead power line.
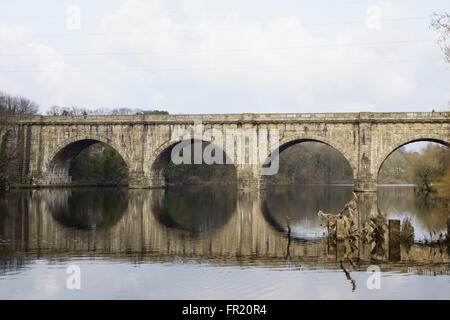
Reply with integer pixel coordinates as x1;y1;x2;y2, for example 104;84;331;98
24;16;430;37
0;39;435;57
0;57;444;73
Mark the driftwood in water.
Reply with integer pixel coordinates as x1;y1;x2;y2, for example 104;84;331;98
317;192;389;257
318;210;342;239
318;192;360;246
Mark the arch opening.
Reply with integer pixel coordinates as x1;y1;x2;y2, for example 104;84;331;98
44;139;129;186
377;140;449;240
377;139;449;187
264;139;354;185
261;139;355;239
150;139;237;187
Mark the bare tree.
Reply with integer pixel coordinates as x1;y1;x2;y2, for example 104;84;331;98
46;105;168;116
431;12;450;64
0;92;39;192
0;99;8;127
46;105;87;116
46;105;63;116
408;154;445;193
0;91;39;116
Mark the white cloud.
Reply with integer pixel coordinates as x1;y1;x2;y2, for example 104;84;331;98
0;0;448;113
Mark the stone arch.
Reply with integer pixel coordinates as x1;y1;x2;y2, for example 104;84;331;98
262;132;357;180
375;132;449;178
148;136;235;187
42;135;130;185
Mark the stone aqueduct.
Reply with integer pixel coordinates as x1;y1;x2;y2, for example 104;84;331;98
8;111;450;191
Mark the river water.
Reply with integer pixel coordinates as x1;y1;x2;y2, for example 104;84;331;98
0;185;448;299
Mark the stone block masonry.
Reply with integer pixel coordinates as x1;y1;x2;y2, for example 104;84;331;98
7;111;449;191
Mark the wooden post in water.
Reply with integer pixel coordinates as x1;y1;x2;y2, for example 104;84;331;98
389;219;401;261
336;241;345;261
327;219;335;239
335;218;345;261
336;219;345;241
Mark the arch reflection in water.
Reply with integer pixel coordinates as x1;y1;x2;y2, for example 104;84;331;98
150;186;236;234
0;187;448;277
47;188;128;230
263;185;354;239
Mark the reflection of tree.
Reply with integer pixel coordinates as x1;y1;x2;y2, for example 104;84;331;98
378;187;448;234
163;186;236;233
412;193;448;234
0;194;15;238
50;188;128;229
0;191;31;275
0;190;31;238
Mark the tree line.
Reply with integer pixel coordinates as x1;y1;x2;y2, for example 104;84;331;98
46;105;168;116
379;143;449;195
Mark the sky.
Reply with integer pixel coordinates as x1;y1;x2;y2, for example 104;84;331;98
0;0;449;114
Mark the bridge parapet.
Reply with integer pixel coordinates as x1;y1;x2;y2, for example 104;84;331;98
8;111;449;125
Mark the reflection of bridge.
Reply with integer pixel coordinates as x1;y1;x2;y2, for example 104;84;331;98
8;112;449;191
1;189;448;274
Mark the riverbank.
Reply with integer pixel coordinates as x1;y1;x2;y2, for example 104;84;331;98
9;182;128;189
4;181;427;190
